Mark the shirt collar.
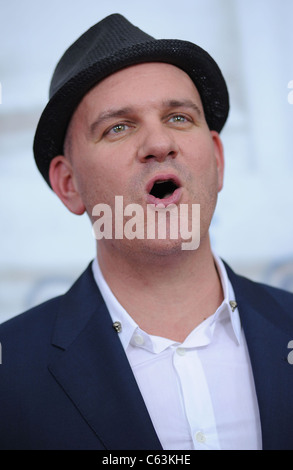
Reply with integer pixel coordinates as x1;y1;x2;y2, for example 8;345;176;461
91;253;241;351
92;257;137;350
212;253;242;344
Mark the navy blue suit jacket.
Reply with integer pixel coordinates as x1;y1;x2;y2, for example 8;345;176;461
0;262;293;450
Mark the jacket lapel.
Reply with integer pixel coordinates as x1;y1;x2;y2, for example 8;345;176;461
49;261;293;450
49;265;162;450
226;264;293;450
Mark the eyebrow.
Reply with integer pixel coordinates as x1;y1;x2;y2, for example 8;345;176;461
163;99;202;118
89;99;202;137
89;107;133;137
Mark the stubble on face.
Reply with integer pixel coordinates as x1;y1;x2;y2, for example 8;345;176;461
61;63;223;259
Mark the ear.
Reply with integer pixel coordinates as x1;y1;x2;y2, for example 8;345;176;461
211;131;225;193
49;156;86;215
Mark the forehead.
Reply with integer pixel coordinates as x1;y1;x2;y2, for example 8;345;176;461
74;62;204;120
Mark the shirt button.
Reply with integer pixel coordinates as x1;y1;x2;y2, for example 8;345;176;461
176;347;186;356
195;431;206;444
133;334;144;346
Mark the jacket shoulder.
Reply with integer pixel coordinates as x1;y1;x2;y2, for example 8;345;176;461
0;263;95;343
234;270;293;307
225;261;293;332
0;296;63;361
225;260;293;301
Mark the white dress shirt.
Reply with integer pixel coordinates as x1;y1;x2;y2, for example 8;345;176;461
92;255;262;450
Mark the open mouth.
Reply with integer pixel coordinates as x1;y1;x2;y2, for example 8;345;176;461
149;179;179;199
146;175;182;206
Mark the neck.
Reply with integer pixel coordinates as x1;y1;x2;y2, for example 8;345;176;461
96;236;223;342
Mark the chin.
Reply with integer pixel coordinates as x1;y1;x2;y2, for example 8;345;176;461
135;237;191;259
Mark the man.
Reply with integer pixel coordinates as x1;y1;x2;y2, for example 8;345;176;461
0;14;293;450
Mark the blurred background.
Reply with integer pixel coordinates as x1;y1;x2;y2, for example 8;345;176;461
1;0;293;323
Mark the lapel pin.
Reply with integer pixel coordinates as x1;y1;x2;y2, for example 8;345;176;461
229;300;238;312
113;321;122;333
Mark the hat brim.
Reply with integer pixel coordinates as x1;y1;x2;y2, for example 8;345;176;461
33;39;229;187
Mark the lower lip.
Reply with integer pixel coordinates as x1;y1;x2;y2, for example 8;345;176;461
146;187;182;207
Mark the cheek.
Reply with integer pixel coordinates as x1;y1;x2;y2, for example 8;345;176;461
73;154;129;211
185;138;221;217
186;137;219;182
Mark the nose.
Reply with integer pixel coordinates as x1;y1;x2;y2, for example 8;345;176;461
137;123;179;163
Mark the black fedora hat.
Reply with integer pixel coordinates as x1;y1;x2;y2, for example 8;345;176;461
33;13;229;187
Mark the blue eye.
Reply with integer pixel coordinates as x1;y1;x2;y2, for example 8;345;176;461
112;124;126;133
170;115;187;123
103;121;134;139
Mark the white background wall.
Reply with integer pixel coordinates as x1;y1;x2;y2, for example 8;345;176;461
1;0;293;323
